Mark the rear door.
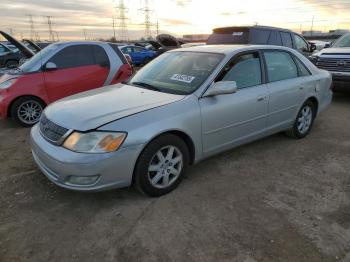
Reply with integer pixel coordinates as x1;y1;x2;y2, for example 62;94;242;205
200;51;269;156
263;50;304;133
43;44;110;102
133;46;147;64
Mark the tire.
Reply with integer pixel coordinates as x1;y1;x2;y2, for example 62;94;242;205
10;97;45;127
134;134;190;197
5;60;18;68
286;100;316;139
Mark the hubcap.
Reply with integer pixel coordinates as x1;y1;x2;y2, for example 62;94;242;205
148;145;183;189
297;105;313;134
17;100;43;125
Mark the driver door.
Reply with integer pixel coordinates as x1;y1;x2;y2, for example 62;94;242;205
199;51;269;157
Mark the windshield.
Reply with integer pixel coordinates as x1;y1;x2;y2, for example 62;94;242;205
19;44;59;73
128;51;224;95
332;33;350;48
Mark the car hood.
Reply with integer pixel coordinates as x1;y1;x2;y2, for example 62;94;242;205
44;84;185;131
316;47;350;55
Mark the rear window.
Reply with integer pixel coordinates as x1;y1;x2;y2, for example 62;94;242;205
280;32;293;48
250;29;271;44
207;28;249;45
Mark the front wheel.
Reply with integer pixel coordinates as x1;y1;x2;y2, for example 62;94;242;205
286;100;315;139
11;97;45;127
134;134;190;197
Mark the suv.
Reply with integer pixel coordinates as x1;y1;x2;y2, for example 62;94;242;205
207;26;316;56
310;33;350;91
0;43;23;68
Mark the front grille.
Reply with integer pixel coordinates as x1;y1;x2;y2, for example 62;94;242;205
316;57;350;72
39;114;69;144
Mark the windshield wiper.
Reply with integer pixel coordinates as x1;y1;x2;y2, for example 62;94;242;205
130;81;161;92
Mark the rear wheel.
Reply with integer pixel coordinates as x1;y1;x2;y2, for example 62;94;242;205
11;97;45;127
134;134;190;197
286;100;315;139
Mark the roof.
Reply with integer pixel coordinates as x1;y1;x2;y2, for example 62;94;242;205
213;25;292;33
171;44;295;55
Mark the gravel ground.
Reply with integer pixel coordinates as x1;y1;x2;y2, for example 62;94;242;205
0;93;349;262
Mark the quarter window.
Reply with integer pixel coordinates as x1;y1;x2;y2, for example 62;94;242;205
294;57;311;76
264;51;298;82
280;32;293;48
293;34;308;52
0;45;7;53
49;45;95;69
218;52;262;89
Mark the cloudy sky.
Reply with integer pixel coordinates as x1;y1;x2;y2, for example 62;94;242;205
1;0;350;41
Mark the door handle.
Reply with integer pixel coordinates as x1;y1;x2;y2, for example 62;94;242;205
257;95;266;101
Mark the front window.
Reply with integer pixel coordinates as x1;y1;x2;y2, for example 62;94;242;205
128;51;224;95
293;34;308;52
332;33;350;47
19;44;59;73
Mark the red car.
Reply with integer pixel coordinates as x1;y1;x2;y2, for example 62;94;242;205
0;41;132;126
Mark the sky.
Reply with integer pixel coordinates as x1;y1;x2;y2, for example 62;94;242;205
1;0;350;41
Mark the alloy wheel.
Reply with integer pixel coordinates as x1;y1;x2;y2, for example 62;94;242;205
297;105;313;134
17;100;43;125
147;145;183;189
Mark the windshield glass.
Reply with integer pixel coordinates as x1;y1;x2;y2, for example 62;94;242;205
19;44;59;73
332;34;350;47
129;51;224;95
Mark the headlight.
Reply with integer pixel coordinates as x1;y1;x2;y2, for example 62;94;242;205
63;131;127;153
0;78;17;89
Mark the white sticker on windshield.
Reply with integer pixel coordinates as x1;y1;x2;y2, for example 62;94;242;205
170;74;195;83
232;32;243;36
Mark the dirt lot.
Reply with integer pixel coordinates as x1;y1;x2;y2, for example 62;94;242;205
0;93;349;262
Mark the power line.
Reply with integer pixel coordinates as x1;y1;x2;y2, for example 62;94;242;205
139;0;153;39
115;0;129;41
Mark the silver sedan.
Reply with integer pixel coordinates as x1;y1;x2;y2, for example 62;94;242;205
31;45;333;196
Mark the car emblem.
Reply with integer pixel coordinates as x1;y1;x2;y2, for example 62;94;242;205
337;61;347;67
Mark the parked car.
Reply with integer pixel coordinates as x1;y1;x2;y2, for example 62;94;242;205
0;41;132;126
120;45;157;65
31;45;332;197
207;26;316;56
0;43;23;68
0;31;36;69
310;33;350;91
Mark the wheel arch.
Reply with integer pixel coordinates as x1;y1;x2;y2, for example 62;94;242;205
7;95;47;118
306;96;319;116
131;129;196;184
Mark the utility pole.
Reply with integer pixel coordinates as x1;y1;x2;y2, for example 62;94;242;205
310;15;314;37
26;14;40;41
139;0;153;39
83;29;87;40
46;16;55;41
112;16;116;40
156;19;159;35
115;0;128;41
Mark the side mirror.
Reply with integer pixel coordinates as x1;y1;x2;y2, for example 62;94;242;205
324;43;331;48
44;62;57;71
310;43;317;52
203;81;237;97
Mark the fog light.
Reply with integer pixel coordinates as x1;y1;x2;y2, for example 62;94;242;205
66;175;100;186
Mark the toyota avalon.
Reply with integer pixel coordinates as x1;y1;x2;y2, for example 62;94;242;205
31;45;332;197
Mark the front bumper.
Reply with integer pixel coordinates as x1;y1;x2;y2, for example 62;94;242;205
330;72;350;91
30;124;144;192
